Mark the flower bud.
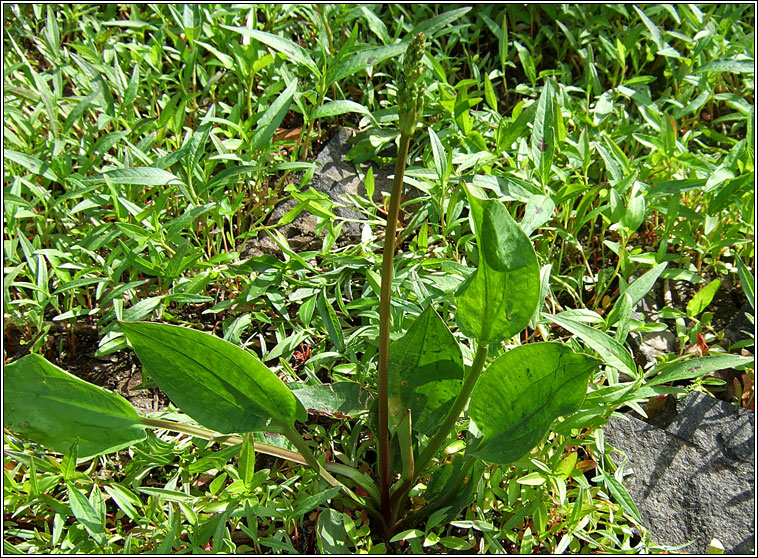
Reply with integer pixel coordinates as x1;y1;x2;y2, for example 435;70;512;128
397;33;427;137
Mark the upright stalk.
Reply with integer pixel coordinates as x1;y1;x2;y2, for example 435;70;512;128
376;33;427;531
377;132;412;525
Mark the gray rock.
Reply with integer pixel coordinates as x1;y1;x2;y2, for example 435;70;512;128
239;128;394;259
603;393;755;554
627;303;679;372
629;328;679;370
723;302;755;352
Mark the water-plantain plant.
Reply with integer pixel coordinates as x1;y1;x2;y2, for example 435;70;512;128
11;32;746;543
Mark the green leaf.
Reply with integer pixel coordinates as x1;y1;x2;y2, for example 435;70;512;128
294;486;342;516
396;409;414;483
60;440;78;482
422;455;483;524
4;148;60;182
686;279;721;317
388;305;464;433
3;354;146;459
410;7;471;38
120;321;298;433
428;127;448;182
311;100;373;122
250;79;297;153
633;5;667;52
221;26;319;76
83;167;181;186
514;41;536;85
103;484;142;523
548;313;637;379
601;469;643;524
606;263;668;327
646;354;753;387
695;57;755;74
325;43;407;87
469;343;599;465
67;483;108;547
292;382;370;418
456;195;540;345
520;194;555;236
734;254;754;309
484;73;497;111
317;509;350;554
317;290;345;352
531;80;555;187
239;432;256;492
621;185;646;232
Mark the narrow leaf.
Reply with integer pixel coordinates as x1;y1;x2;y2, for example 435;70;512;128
294;486;342;516
325;43;407;87
647;354;753;387
548;313;637;379
250;79;298;153
428;127;448;182
316;291;345;352
686;279;721;317
601;470;643;525
410;7;471;38
531;80;555;187
311;99;372;121
4;149;60;182
221;26;319;75
606;263;668;327
66;483;108;546
82;167;181;186
239;432;256;492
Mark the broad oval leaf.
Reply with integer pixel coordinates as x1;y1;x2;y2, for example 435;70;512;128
3;354;147;459
456;196;540;345
469;342;600;465
317;508;350;554
388;305;464;433
120;321;298;433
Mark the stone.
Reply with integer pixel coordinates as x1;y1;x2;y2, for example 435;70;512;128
603;393;755;554
627;303;679;373
239;128;394;259
723;302;755;351
629;328;679;370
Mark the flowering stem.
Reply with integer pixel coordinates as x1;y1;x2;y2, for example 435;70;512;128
377;131;412;528
377;32;426;533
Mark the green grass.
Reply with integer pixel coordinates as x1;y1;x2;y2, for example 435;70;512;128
3;4;754;553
